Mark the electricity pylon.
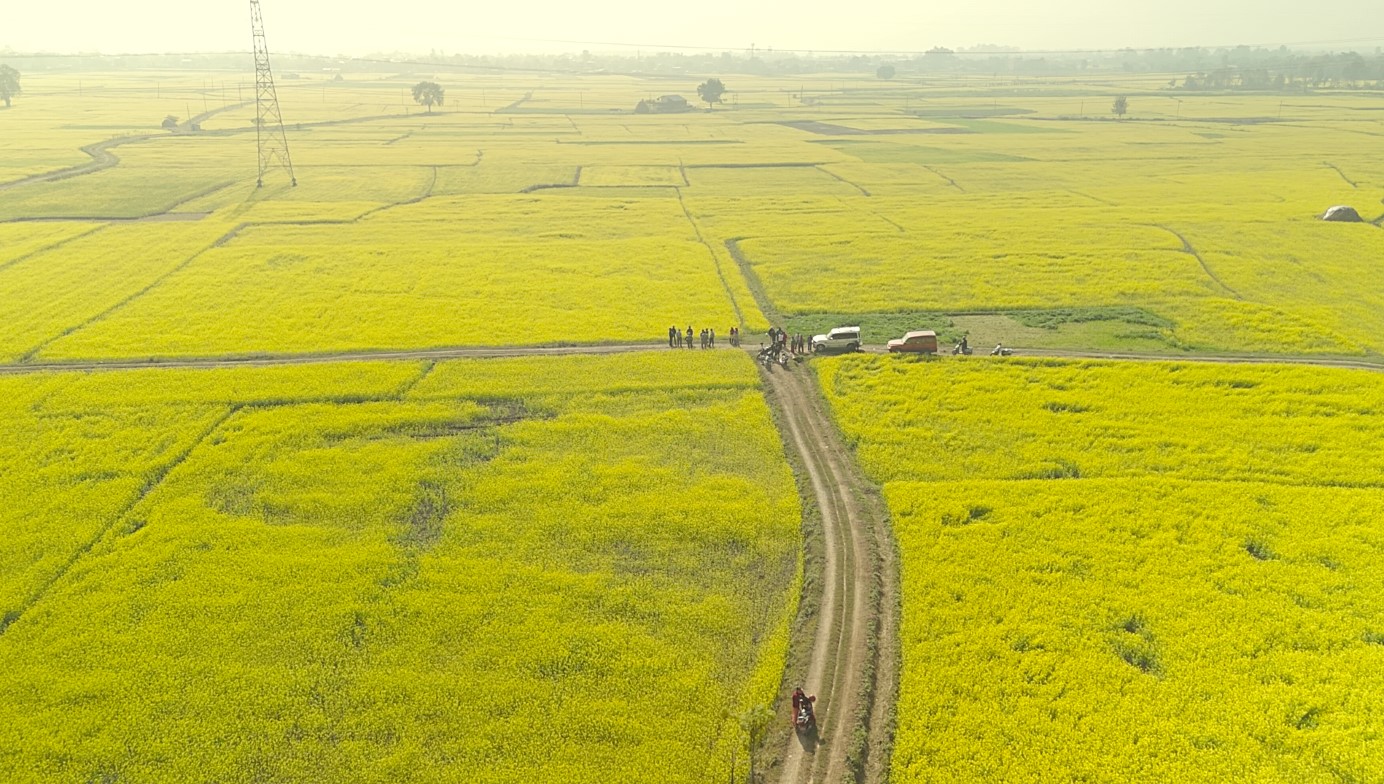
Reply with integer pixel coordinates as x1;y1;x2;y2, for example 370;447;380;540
251;0;297;187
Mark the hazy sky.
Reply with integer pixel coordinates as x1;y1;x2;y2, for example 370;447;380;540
7;0;1383;56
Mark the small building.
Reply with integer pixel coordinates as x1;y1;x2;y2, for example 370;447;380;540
654;95;691;113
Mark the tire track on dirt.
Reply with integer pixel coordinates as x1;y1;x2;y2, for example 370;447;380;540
761;360;891;784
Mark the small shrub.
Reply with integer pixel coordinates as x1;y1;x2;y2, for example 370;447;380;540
1245;538;1275;561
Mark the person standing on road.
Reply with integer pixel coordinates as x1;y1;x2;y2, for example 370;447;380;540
686;326;694;349
710;328;716;348
668;325;677;348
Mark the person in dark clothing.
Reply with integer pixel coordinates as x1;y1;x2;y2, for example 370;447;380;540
685;326;694;348
669;325;678;348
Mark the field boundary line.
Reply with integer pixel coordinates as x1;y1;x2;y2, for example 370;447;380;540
1155;224;1243;300
725;238;787;325
921;165;965;192
865;205;907;233
674;188;748;328
0;405;240;637
0;176;230;223
816;165;872;197
17;227;245;362
396;360;438;397
1324;162;1358;188
354;166;441;221
1069;188;1118;206
0;225;108;273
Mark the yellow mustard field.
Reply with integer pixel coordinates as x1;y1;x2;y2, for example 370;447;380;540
0;352;800;783
6;69;1383;360
6;64;1384;782
816;355;1384;781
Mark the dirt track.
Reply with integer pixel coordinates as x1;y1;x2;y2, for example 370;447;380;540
760;358;893;784
7;340;1379;376
0;342;664;375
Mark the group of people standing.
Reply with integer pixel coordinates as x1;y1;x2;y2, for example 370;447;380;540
669;325;743;349
767;326;810;355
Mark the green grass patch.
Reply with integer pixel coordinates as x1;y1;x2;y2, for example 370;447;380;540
908;106;1035;119
941;118;1060;134
1011;306;1174;330
782;307;1178;352
782;312;958;346
821;140;1027;164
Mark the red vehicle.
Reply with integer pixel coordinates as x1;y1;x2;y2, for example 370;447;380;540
791;687;817;732
886;330;939;354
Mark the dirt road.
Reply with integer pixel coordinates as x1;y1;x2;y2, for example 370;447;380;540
760;358;895;784
0;342;667;375
8;340;1377;377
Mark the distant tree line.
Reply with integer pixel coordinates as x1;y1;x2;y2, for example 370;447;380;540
4;47;1384;91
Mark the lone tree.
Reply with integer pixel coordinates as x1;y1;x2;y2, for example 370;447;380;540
876;64;896;80
1112;95;1129;117
696;78;726;109
412;81;445;113
161;115;179;130
0;65;20;108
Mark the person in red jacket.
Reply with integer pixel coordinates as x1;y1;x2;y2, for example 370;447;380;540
791;686;815;728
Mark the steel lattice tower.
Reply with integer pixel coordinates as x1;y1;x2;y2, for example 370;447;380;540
251;0;296;187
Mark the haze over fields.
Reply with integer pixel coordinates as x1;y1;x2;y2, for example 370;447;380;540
7;0;1384;55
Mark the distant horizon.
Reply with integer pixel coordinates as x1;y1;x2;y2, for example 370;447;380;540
7;0;1384;59
5;40;1384;60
